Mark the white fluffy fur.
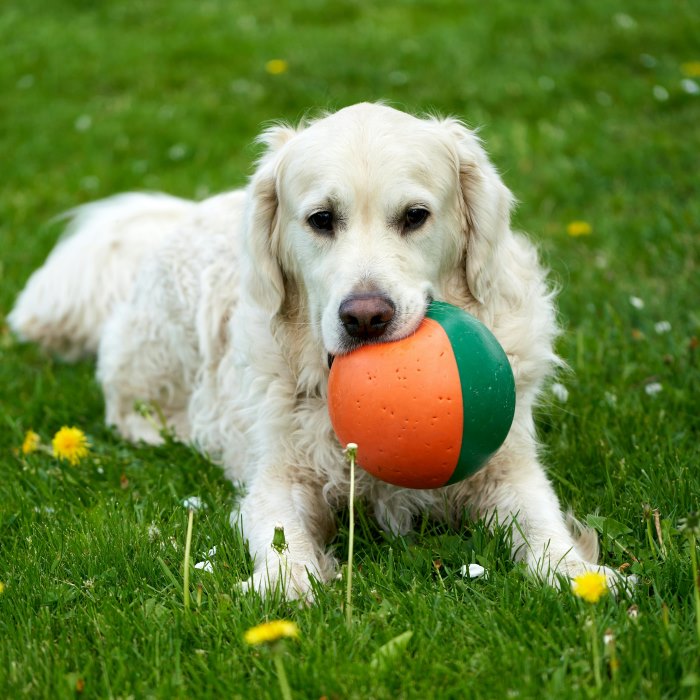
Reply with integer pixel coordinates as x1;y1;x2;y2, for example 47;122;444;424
10;103;628;599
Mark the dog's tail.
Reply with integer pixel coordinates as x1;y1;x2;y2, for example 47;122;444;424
8;193;195;360
566;511;601;564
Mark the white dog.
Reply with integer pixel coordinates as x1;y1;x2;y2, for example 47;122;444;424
10;103;626;599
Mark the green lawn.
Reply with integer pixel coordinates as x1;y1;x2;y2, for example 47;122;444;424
1;1;699;697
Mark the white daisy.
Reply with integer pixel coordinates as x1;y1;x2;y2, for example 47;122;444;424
644;382;663;396
551;382;569;402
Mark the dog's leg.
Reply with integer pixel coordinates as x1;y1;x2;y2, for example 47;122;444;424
97;298;194;445
236;466;336;601
449;447;630;594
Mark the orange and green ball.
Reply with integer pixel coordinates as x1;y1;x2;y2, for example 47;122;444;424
328;301;516;489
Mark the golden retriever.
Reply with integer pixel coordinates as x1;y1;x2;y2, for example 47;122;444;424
10;103;628;599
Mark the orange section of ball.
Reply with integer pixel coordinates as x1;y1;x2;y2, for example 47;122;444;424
328;317;463;489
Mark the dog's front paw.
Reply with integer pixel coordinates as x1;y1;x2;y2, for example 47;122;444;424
238;556;320;602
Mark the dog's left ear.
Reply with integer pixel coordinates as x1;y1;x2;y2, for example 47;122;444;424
241;124;299;316
439;119;516;307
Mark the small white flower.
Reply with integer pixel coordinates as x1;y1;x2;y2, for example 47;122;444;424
147;523;161;541
388;70;409;86
605;391;618;407
131;159;149;174
652;85;669;101
182;496;205;510
459;563;488;579
194;560;214;573
236;14;257;31
654;321;671;334
551;382;569;403
645;382;663;396
594;253;609;269
17;74;35;89
614;13;637;29
681;79;700;95
80;175;100;191
627;604;639;619
168;143;188;161
629;296;645;309
603;629;615;646
195;184;211;200
74;114;93;132
229;79;264;100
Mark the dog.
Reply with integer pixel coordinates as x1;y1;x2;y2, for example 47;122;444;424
9;102;627;599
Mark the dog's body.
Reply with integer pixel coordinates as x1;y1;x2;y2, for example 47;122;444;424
10;103;622;598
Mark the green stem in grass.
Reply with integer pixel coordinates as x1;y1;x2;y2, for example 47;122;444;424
643;504;657;556
589;608;602;691
183;507;194;611
690;533;700;644
679;514;700;645
273;647;293;700
345;443;358;628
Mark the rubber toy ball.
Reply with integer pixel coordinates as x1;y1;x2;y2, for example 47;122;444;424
328;300;516;489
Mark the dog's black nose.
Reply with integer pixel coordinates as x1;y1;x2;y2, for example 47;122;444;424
339;293;395;340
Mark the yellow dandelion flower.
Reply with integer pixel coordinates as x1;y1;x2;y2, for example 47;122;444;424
244;620;299;645
22;430;41;455
52;426;89;466
572;571;609;603
681;61;700;78
0;582;5;594
567;220;592;237
265;59;289;75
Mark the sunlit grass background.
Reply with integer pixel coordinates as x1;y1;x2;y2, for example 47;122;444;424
1;1;699;697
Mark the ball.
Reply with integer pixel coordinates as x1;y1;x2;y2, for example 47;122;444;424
328;301;516;489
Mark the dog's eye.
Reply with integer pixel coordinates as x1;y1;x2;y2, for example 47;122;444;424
308;210;334;233
404;207;430;231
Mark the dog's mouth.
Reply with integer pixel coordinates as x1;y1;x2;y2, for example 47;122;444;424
327;294;434;369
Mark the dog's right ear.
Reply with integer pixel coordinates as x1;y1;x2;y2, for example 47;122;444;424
241;124;298;316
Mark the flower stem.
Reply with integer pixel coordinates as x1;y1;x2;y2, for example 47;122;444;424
690;533;700;644
273;649;293;700
590;608;602;691
345;444;357;628
183;508;194;611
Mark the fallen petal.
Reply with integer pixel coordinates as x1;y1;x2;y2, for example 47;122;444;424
459;563;487;579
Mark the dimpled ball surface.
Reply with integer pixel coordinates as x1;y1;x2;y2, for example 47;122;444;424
328;301;516;489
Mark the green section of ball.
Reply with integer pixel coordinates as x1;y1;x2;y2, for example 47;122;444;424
425;301;516;483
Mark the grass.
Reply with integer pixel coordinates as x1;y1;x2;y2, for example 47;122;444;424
1;0;699;697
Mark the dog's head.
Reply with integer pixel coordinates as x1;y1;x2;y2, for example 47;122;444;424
242;103;514;360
